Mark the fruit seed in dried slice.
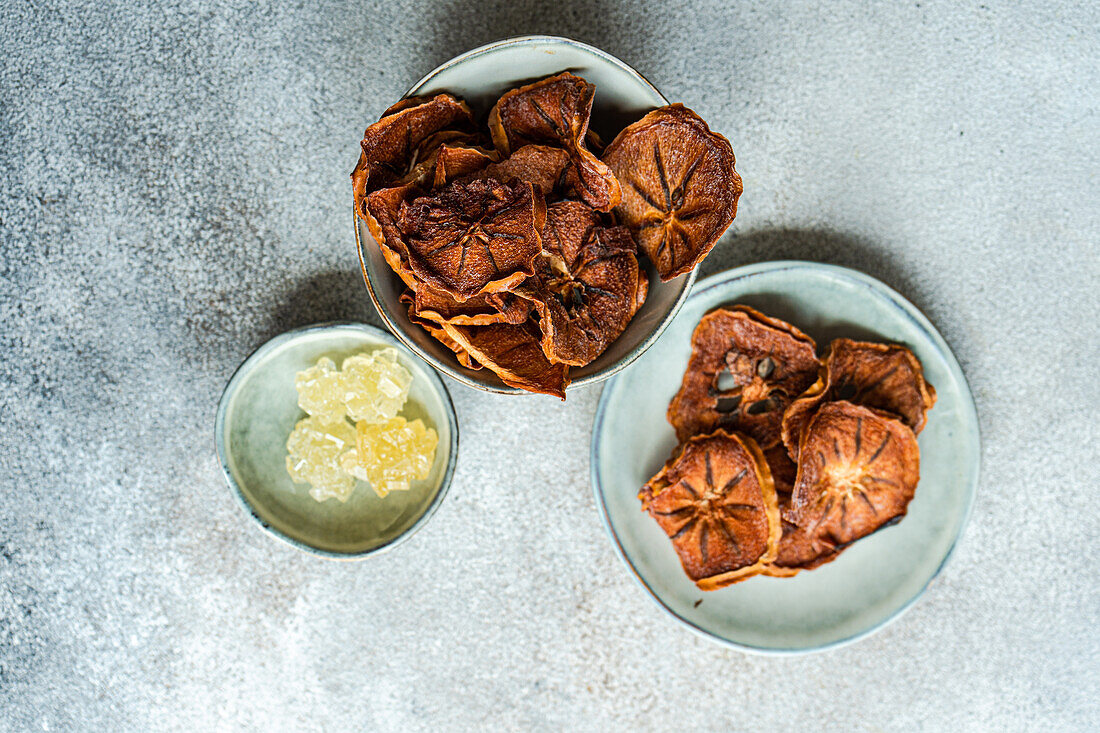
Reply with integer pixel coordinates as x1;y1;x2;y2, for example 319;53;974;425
668;305;820;448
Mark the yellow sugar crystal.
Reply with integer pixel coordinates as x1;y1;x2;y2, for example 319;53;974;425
341;417;438;498
285;415;357;502
340;349;412;423
294;357;345;423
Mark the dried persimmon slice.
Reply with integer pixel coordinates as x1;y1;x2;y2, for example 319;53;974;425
640;430;780;590
770;401;920;574
465;144;571;197
439;321;570;398
432;144;497;189
488;73;621;211
668;306;820;448
602;104;742;280
397;178;544;301
362;157;441;291
489;72;595;154
527;224;646;366
400;290;482;370
781;338;937;460
352;94;474;220
412;285;531;327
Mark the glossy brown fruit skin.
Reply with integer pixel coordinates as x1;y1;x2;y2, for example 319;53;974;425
352;94;474;220
668;305;820;448
767;401;920;574
439;320;570;399
781;338;937;460
488;73;621;211
640;430;781;590
602;104;742;281
397;178;544;301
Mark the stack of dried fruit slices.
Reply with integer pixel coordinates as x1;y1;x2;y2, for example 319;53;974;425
641;306;937;589
352;73;743;398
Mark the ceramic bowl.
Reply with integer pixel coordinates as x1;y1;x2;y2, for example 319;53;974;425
215;322;458;558
592;262;981;653
354;35;695;394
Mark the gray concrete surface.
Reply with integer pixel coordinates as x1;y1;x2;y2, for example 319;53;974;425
2;0;1098;730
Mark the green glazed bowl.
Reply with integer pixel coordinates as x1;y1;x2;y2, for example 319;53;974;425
215;322;458;558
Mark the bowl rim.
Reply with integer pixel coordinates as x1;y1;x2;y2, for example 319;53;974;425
590;260;982;654
213;321;460;559
354;34;698;396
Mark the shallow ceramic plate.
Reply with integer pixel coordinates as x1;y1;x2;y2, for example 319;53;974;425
215;322;458;558
592;261;980;653
354;35;696;394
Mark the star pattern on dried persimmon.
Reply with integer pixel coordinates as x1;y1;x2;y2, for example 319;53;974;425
650;450;762;564
625;142;708;267
802;416;896;546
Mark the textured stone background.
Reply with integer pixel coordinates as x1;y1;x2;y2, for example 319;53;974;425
1;0;1098;730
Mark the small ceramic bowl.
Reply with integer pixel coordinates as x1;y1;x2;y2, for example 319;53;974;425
354;35;695;394
215;322;458;558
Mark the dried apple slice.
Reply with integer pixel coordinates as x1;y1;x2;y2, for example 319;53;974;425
488;73;620;211
602;104;742;280
781;338;937;460
640;430;780;590
396;178;544;301
352;94;474;220
668;306;820;448
766;401;920;574
439;321;570;398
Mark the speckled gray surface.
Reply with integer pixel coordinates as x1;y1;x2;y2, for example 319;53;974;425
1;1;1098;730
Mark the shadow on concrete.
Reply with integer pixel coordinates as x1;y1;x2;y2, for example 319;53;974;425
265;269;381;342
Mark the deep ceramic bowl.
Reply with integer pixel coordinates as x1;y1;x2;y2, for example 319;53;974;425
354;35;695;395
592;262;980;653
215;322;458;558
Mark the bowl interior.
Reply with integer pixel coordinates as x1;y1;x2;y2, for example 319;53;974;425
593;262;980;652
217;324;456;556
356;36;693;393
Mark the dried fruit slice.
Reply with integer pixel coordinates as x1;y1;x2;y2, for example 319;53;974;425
488;73;620;211
466;144;571;197
352;94;474;220
489;72;595;154
668;306;820;448
528;224;646;366
781;338;937;460
412;284;531;326
400;290;482;370
768;401;920;574
362;157;441;290
602;104;742;280
397;178;544;300
439;321;569;398
540;200;602;262
640;430;780;590
432;144;497;189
